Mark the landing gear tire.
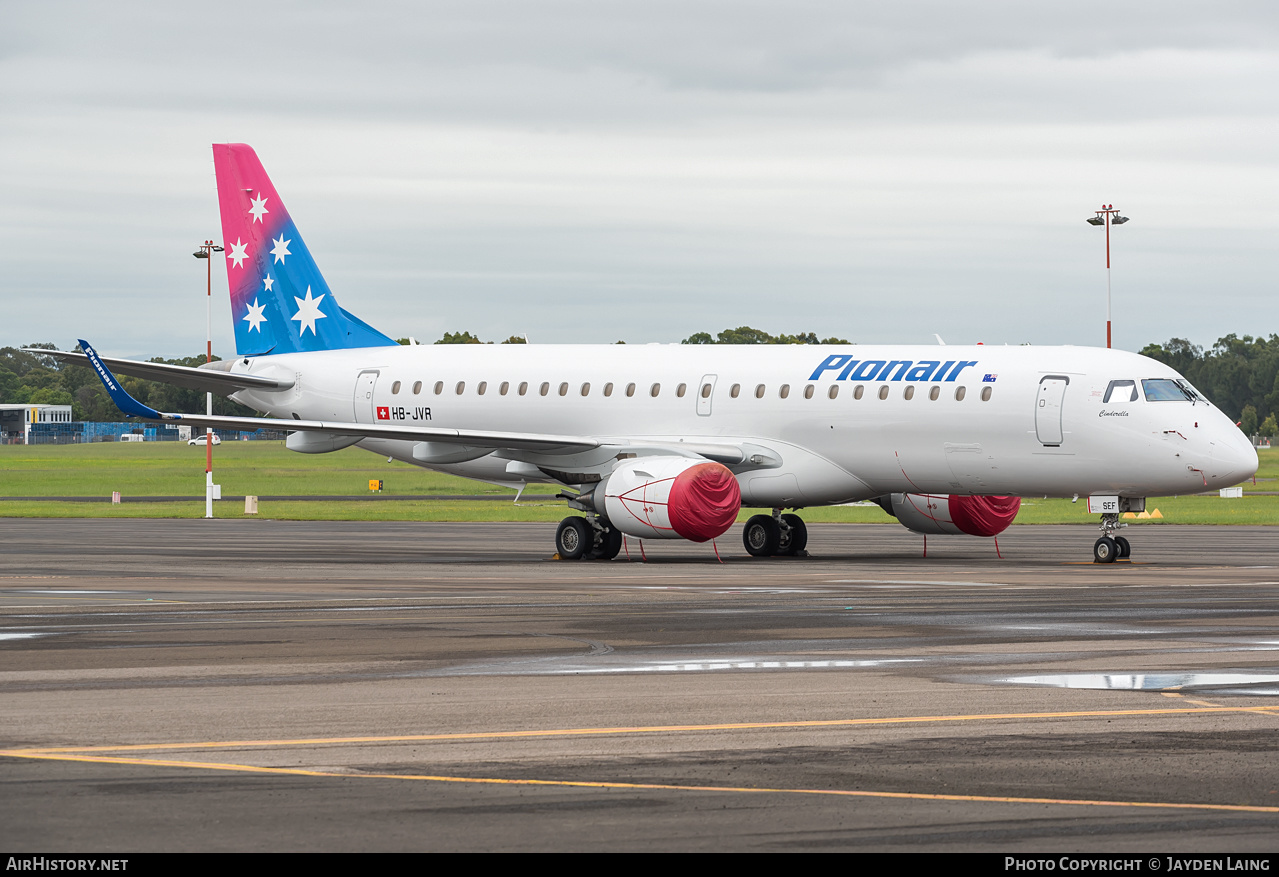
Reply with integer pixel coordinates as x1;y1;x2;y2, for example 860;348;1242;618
779;513;808;556
743;515;780;557
1093;536;1119;564
588;527;623;561
1114;535;1131;559
556;517;591;560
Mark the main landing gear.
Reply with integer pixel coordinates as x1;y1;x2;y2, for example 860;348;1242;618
1092;512;1132;564
555;516;623;561
743;510;808;557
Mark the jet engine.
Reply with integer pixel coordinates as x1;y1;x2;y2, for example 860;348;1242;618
877;493;1021;537
596;457;742;541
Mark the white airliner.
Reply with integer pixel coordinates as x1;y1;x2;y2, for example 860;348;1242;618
62;144;1258;563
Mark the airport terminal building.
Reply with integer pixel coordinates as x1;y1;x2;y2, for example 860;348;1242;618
0;406;271;444
0;404;74;444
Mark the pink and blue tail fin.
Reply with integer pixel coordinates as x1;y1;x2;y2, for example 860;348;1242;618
213;144;397;357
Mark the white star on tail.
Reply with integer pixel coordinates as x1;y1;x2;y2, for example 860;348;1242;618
227;238;249;268
243;298;267;333
248;193;269;223
263;274;274;292
271;234;292;264
291;286;327;336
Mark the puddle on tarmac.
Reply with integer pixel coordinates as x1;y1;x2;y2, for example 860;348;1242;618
991;672;1279;695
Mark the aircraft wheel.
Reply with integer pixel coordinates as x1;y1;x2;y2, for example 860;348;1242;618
589;527;623;561
1114;536;1131;559
743;515;780;557
779;513;808;555
1093;536;1119;564
556;517;591;560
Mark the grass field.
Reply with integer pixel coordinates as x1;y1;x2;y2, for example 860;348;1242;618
0;441;1274;524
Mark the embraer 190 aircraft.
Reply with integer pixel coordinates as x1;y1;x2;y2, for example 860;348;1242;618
65;144;1258;563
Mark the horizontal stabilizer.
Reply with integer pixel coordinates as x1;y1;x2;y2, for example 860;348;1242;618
30;348;293;395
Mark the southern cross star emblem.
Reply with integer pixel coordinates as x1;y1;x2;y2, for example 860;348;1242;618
271;234;292;264
248;193;269;223
227;238;249;269
291;286;327;336
243;298;268;333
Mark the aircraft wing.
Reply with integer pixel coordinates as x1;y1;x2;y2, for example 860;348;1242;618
26;348;292;394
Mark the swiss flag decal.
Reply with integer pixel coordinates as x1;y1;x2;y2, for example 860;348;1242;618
376;406;390;420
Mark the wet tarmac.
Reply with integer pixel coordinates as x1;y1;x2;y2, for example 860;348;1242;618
1;519;1278;851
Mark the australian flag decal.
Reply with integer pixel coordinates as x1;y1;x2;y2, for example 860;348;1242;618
983;374;998;383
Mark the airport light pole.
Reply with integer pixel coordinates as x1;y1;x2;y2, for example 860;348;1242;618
1086;204;1129;349
192;241;223;518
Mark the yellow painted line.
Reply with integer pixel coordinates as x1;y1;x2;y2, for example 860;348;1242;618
5;751;1278;815
7;705;1279;756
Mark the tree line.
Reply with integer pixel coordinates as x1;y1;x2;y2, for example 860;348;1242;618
1141;335;1279;437
3;330;1276;434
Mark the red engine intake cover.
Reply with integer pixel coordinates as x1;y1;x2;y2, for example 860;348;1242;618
948;495;1022;537
667;462;743;542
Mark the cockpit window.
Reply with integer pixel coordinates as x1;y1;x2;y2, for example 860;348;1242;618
1103;380;1137;403
1142;378;1201;403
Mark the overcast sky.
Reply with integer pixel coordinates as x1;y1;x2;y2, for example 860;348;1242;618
2;1;1277;358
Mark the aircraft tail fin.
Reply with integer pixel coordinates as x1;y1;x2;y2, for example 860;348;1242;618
212;144;398;357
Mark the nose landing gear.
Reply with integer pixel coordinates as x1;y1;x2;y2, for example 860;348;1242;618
1092;512;1132;563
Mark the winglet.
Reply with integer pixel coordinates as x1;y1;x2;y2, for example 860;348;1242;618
78;340;169;420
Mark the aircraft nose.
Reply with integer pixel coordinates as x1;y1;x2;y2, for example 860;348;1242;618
1212;424;1259;485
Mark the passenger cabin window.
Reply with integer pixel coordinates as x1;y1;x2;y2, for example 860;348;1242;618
676;383;687;398
755;384;765;399
499;381;509;395
558;382;569;397
903;385;915;400
455;381;465;395
981;386;992;401
779;384;790;399
650;383;661;397
434;381;444;395
518;381;528;396
603;382;613;397
877;385;889;400
804;384;814;399
827;385;838;399
955;386;966;401
413;381;422;395
853;384;865;400
701;383;713;399
1103;380;1138;403
581;382;590;396
626;383;636;397
540;382;550;396
730;384;741;398
478;381;488;395
929;385;940;401
391;381;401;394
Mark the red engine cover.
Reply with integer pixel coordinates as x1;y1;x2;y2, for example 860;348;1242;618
603;457;742;541
888;493;1021;537
948;495;1022;537
667;462;743;542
